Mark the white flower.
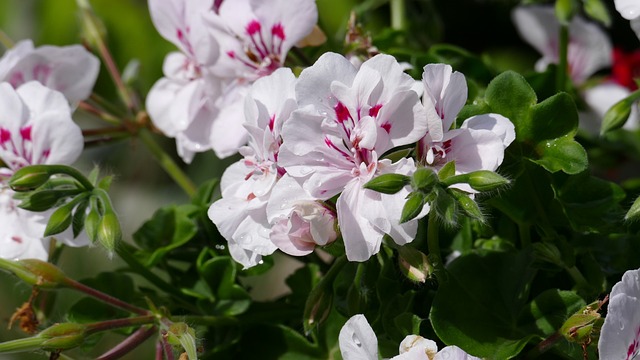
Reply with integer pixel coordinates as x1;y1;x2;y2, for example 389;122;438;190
338;314;480;360
598;268;640;360
208;68;297;268
0;81;87;260
511;5;612;85
418;64;515;192
582;83;639;133
0;39;100;104
146;0;222;162
278;53;428;262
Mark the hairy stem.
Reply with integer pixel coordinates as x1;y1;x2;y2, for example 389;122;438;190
65;278;150;316
96;326;157;360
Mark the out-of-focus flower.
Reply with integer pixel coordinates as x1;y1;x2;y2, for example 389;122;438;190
598;268;640;360
338;314;480;360
278;53;428;262
417;64;515;192
208;68;297;268
512;5;612;85
615;0;640;39
146;0;222;162
0;82;87;260
0;39;99;104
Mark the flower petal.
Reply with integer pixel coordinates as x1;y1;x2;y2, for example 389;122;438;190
339;315;379;360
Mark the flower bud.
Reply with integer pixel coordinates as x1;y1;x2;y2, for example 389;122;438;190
601;97;633;135
9;165;52;191
17;259;69;288
625;195;640;222
398;246;433;283
466;170;509;192
400;192;427;224
555;0;579;25
560;300;602;344
96;212;122;252
76;0;108;50
532;242;564;268
19;190;77;212
39;323;87;351
85;199;101;242
411;167;438;193
449;189;483;221
364;173;410;194
583;0;611;26
165;322;198;360
44;203;74;237
303;285;333;335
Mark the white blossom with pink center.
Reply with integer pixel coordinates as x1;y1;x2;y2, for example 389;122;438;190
278;53;428;262
200;0;318;160
0;82;86;260
208;68;298;268
339;314;480;360
0;39;99;104
511;6;612;85
417;64;515;192
146;0;222;163
599;268;640;360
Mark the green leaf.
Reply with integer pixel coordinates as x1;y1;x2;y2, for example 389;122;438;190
552;173;625;232
191;178;219;207
437;161;456;181
583;0;611;26
533;136;588;174
199;256;250;316
430;250;537;359
133;205;199;266
485;71;537;140
72;196;90;238
518;289;586;336
44;203;74;236
529;92;579;142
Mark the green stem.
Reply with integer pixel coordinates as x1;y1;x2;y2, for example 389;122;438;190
390;0;406;31
557;25;569;92
566;265;592;292
427;211;446;282
0;337;44;354
519;223;531;248
78;101;122;125
46;165;94;191
0;30;14;49
173;315;238;327
138;129;196;197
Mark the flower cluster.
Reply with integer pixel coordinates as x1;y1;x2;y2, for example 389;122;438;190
208;53;514;267
146;0;317;162
0;41;98;260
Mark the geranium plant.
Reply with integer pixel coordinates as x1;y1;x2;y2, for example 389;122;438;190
0;0;639;359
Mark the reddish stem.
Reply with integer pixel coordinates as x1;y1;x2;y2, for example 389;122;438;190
96;326;157;360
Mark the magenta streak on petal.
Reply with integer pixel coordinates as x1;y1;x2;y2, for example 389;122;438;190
268;114;275;131
627;326;640;360
11;236;22;244
369;104;382;118
381;122;391;133
0;128;10;144
246;20;262;35
176;27;195;57
32;64;52;83
8;72;25;88
324;137;352;162
41;149;51;161
20;126;32;141
271;23;285;54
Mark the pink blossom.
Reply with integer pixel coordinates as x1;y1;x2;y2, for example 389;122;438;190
278;53;428;262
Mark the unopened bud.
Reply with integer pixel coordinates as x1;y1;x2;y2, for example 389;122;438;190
19;190;78;212
560;301;602;344
449;189;483;221
39;323;87;351
400;192;427;224
364;174;410;194
466;171;509;192
17;259;69;288
96;212;122;252
583;0;611;26
532;242;564;268
555;0;579;25
601;97;634;135
85;199;100;242
303;286;333;335
411;167;438;193
76;0;108;49
44;203;74;237
9;165;52;191
165;323;198;360
398;246;433;283
625;195;640;222
434;189;458;226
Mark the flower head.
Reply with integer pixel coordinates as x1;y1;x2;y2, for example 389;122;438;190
0;82;87;260
599;268;640;360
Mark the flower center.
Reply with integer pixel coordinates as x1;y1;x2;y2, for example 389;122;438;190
226;19;287;78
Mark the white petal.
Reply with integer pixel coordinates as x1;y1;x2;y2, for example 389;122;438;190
598;295;640;360
460;113;515;148
615;0;640;20
250;0;318;54
0;189;49;261
421;63;467;132
339;314;379;360
434;346;481;360
399;335;438;356
0;40;34;81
